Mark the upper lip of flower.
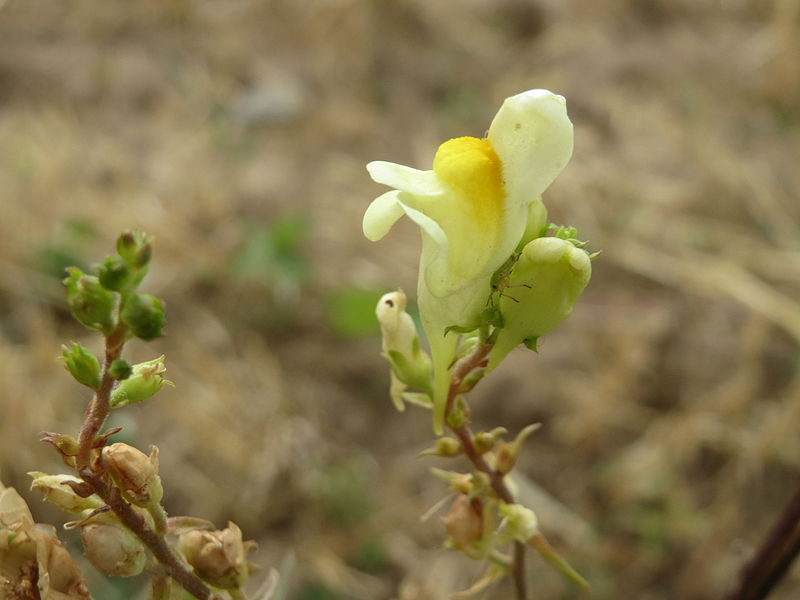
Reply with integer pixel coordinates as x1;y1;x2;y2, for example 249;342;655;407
363;89;574;306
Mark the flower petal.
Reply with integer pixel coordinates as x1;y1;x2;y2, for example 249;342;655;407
488;89;573;204
366;161;446;197
362;191;406;241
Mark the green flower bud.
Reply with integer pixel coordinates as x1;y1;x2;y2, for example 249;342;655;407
63;268;116;332
494;423;540;475
499;502;538;543
121;293;165;341
418;437;461;458
488;237;592;370
80;521;147;577
28;472;104;514
60;342;101;389
116;230;153;267
108;359;133;380
472;427;507;454
110;356;171;408
97;255;136;292
116;230;138;261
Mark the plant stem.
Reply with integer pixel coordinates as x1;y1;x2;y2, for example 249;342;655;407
724;485;800;600
76;324;127;469
74;324;220;600
81;470;219;600
444;343;528;600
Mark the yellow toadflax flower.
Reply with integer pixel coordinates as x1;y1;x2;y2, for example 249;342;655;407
363;90;574;433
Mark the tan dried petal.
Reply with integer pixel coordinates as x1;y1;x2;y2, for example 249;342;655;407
0;480;90;599
442;495;485;549
103;443;159;503
179;522;254;589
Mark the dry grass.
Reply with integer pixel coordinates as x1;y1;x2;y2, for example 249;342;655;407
1;0;799;598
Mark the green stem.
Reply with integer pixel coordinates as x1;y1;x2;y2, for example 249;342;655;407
529;531;589;590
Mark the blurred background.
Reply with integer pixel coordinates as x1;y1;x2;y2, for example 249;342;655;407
1;0;799;598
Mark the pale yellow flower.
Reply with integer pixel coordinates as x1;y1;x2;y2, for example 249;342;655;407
364;90;573;432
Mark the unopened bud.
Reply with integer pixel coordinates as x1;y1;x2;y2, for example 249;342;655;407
116;230;153;267
98;255;137;292
110;356;171;408
499;503;538;543
80;522;147;577
109;359;133;380
473;427;507;454
179;522;255;590
376;290;432;410
442;495;485;549
28;473;104;514
117;230;138;260
103;443;162;506
494;424;540;475
418;437;461;458
121;293;165;341
495;442;516;475
63;268;116;332
60;342;101;389
488;237;592;370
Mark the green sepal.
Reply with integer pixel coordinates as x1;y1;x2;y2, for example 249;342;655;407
401;392;433;409
121;293;165;341
63;268;116;333
386;349;432;393
97;255;137;292
522;336;539;352
60;342;101;389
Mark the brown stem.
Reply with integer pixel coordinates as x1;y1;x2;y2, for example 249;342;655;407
81;471;219;600
724;485;800;600
76;325;126;469
444;343;528;600
72;322;220;600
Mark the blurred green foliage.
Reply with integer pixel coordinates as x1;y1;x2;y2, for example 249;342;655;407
232;215;310;289
324;289;383;340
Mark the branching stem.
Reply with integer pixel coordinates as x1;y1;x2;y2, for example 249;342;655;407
72;324;221;600
444;342;528;600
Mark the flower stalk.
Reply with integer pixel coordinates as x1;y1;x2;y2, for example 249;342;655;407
366;90;594;598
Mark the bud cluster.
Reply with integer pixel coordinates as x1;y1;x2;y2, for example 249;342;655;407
61;230;165;344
